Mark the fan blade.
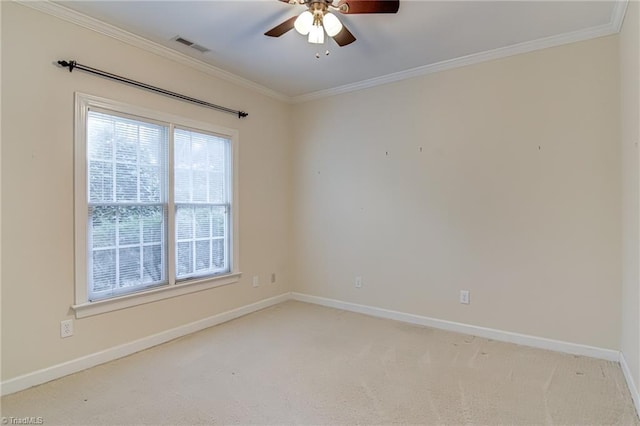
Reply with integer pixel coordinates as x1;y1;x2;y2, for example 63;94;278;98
338;0;399;14
332;25;356;46
265;16;298;37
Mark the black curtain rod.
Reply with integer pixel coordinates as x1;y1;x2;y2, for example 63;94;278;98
57;60;248;119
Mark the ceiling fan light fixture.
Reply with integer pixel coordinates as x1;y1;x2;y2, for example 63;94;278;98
308;23;325;44
294;10;313;35
322;12;343;37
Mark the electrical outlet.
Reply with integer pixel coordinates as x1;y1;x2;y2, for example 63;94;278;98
60;319;73;338
460;290;470;304
271;273;276;284
252;275;260;287
355;276;363;288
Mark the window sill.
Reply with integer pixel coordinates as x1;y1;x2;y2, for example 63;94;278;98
72;272;242;319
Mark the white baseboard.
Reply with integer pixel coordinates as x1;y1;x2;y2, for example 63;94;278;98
620;351;640;418
290;292;620;362
0;292;290;396
2;290;632;410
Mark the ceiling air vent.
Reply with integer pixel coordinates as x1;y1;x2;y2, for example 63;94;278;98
190;44;210;53
172;36;210;53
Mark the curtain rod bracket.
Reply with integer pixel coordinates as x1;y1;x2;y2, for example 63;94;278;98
56;59;248;119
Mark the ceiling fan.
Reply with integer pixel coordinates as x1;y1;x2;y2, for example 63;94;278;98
265;0;400;47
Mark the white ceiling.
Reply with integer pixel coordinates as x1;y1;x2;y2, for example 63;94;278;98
52;0;623;100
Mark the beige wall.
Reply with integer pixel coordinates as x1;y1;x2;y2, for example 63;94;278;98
1;2;293;380
621;0;640;392
0;0;632;386
291;36;622;349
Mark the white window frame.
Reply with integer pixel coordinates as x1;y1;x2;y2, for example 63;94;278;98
73;93;241;318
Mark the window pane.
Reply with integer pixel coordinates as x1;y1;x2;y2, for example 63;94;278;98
143;207;163;243
116;163;138;202
115;121;138;164
140;166;161;202
174;169;191;203
176;206;193;240
88;111;166;204
89;161;113;203
92;249;116;293
175;204;228;279
212;238;225;269
173;128;229;204
139;127;161;166
88;115;113;161
208;140;225;172
191;136;208;170
209;172;224;204
177;241;193;276
212;207;226;237
195;207;210;238
143;245;163;282
193;170;207;203
173;128;230;280
89;205;166;299
118;206;141;246
174;130;191;168
91;206;116;248
119;247;141;287
195;240;210;272
87;110;168;300
90;205;165;274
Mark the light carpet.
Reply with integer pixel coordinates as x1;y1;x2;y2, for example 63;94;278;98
1;300;639;425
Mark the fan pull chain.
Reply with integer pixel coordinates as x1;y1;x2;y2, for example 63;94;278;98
315;32;330;59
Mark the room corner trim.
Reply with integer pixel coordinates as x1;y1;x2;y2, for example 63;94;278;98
290;292;620;362
611;0;630;33
620;352;640;417
0;292;291;396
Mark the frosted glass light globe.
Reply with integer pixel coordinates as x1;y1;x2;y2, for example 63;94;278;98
294;11;313;35
323;13;343;37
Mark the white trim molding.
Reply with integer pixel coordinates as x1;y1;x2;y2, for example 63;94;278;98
14;0;290;103
612;0;630;32
291;293;639;418
291;2;628;104
14;0;629;105
620;352;640;418
290;292;620;362
291;0;629;103
3;289;638;418
0;292;290;396
72;273;242;319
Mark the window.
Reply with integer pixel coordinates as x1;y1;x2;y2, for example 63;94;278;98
87;111;169;300
74;94;240;317
174;128;230;281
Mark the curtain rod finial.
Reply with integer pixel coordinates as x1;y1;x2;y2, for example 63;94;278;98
57;60;76;72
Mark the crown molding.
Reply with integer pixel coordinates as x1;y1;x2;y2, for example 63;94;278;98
611;0;630;32
15;0;628;105
291;0;629;104
14;0;291;103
